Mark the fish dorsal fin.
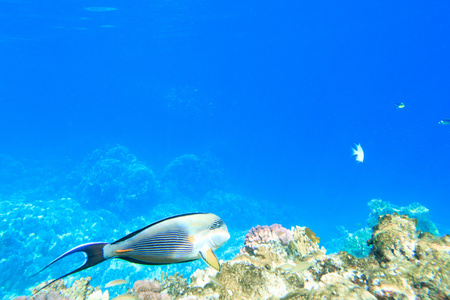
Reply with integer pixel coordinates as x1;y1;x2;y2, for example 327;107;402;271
200;248;220;271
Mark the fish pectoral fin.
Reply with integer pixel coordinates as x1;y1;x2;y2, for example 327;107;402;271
200;248;220;271
115;249;134;253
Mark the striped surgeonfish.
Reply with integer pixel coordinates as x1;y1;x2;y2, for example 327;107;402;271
33;213;229;291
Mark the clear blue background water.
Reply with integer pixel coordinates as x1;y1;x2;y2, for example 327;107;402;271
1;0;449;297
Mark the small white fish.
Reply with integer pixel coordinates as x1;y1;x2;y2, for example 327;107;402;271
105;279;127;288
351;143;364;163
276;263;295;271
289;261;313;274
208;275;224;288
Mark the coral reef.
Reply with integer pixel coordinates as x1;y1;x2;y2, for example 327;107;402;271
72;145;159;214
183;213;449;299
30;277;97;300
11;213;450;300
16;273;190;300
160;272;188;297
324;199;440;258
368;199;439;236
240;223;325;264
133;279;171;300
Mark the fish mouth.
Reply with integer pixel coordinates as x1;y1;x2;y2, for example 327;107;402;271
209;230;230;248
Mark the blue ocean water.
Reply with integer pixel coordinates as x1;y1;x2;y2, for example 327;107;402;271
0;1;449;298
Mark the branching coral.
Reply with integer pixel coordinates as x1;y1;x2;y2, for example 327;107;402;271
287;226;325;260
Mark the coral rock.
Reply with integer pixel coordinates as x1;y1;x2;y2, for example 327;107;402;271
31;277;97;300
368;213;418;262
318;273;376;299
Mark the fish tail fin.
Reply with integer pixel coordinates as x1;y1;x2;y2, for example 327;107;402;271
32;242;108;293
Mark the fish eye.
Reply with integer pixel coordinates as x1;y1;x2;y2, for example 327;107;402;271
209;219;224;230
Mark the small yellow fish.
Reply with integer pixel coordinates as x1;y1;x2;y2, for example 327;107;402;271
438;119;450;125
305;228;320;243
395;102;405;109
105;279;127;288
111;294;137;300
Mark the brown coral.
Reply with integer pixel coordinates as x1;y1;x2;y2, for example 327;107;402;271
368;213;418;262
133;280;171;300
133;279;162;293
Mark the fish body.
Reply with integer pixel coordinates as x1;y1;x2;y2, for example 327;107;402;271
104;213;228;268
276;263;295;271
34;213;229;291
111;294;137;300
351;143;364;163
438;119;450;125
208;275;224;288
289;261;314;274
105;279;127;288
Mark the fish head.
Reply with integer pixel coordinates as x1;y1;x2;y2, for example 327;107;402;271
189;214;230;271
208;222;230;250
190;214;230;251
203;214;230;250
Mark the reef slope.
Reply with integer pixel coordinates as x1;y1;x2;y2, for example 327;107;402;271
18;213;450;300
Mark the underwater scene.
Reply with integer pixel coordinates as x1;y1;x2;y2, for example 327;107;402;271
1;1;450;299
